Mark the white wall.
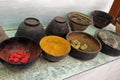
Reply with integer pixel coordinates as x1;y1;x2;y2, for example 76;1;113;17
0;0;114;30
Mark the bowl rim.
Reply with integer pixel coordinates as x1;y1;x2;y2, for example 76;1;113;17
66;31;102;54
67;12;93;26
92;10;113;20
24;17;40;26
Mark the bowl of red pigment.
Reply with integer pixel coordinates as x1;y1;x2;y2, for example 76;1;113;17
0;37;42;65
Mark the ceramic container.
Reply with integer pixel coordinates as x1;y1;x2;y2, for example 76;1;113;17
15;17;46;43
45;16;69;38
0;37;42;65
67;12;92;31
66;31;101;60
40;36;71;62
95;29;120;56
92;10;113;28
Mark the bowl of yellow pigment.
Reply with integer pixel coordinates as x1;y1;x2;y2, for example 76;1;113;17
40;36;71;62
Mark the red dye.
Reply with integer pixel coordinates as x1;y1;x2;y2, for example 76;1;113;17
9;51;30;64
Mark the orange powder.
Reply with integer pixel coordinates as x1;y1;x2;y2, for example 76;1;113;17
40;36;71;56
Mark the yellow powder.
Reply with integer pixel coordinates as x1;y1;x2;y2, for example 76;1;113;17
40;36;71;56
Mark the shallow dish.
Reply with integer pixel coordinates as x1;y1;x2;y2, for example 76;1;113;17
95;29;120;56
40;36;71;62
0;37;41;65
66;31;101;60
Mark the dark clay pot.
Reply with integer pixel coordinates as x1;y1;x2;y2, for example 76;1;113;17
95;29;120;56
66;31;101;60
15;18;46;43
0;37;42;65
45;16;69;38
92;10;113;28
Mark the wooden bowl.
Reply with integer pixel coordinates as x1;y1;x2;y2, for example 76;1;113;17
66;31;101;60
67;12;92;31
95;29;120;56
40;36;71;62
0;37;41;65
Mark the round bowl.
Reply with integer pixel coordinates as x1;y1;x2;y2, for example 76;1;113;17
0;37;41;65
66;31;101;60
40;36;71;62
92;10;113;28
67;12;92;31
45;16;69;38
95;29;120;56
15;17;46;43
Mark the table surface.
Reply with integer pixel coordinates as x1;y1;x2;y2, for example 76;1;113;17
0;24;120;80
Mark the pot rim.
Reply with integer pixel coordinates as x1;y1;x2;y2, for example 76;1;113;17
92;10;113;20
24;17;40;26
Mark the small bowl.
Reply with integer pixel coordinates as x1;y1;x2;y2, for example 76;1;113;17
0;37;41;65
92;10;113;28
67;12;92;31
95;29;120;56
66;31;101;60
40;36;71;62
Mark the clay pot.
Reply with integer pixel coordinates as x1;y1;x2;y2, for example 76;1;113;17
40;36;71;62
45;16;69;38
67;12;92;31
0;37;42;65
95;29;120;56
15;18;46;43
92;10;113;28
66;31;101;60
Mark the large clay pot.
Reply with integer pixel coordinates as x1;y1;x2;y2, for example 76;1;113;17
15;18;46;43
67;12;92;31
45;16;69;38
